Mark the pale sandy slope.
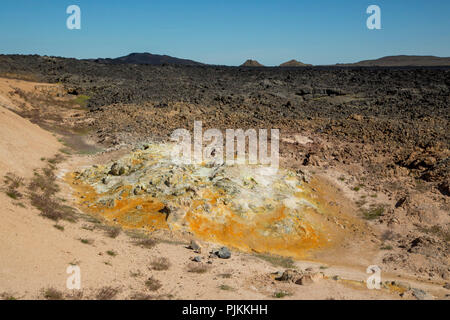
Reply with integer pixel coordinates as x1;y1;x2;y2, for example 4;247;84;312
0;78;413;300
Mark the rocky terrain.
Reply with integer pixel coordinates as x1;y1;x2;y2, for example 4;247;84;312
0;54;448;299
338;55;450;67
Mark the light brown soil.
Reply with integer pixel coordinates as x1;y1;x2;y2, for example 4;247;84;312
0;77;447;300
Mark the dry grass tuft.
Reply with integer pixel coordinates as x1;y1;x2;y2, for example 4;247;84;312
129;292;154;300
3;173;24;200
255;254;296;269
43;287;64;300
102;225;121;238
145;277;162;291
150;257;171;271
95;287;119;300
187;262;209;274
133;238;158;249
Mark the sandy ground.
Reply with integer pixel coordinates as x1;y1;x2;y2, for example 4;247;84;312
0;77;446;300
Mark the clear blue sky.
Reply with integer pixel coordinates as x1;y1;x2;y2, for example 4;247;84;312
0;0;449;65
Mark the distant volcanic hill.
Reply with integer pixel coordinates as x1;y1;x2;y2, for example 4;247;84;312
337;55;450;67
240;59;264;67
279;59;312;67
90;52;204;66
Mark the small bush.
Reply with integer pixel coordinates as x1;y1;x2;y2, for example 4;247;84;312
103;225;121;238
1;292;17;300
80;238;93;245
418;225;450;242
96;287;119;300
145;277;162;291
273;291;291;299
150;257;171;271
53;224;64;231
219;284;233;291
43;287;64;300
381;230;395;241
129;292;154;300
106;250;117;257
3;173;24;200
187;263;209;274
30;193;77;222
362;206;385;220
133;238;157;249
256;254;295;269
71;95;90;108
28;170;59;196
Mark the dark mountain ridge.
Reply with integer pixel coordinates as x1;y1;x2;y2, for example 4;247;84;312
89;52;204;66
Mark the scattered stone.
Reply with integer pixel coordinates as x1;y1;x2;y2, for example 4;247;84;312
189;240;201;252
411;288;433;300
109;162;128;176
215;247;231;259
275;269;300;282
295;272;324;286
295;275;314;286
192;256;202;262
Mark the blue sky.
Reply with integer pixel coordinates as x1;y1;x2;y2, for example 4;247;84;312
0;0;449;65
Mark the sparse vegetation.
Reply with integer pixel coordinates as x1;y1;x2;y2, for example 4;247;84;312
381;230;395;241
187;262;209;274
219;284;233;291
106;250;117;257
380;245;393;250
150;257;171;271
273;290;291;298
3;173;24;200
133;238;158;249
95;287;119;300
1;292;17;300
71;94;90;108
43;287;64;300
53;224;64;231
130;270;142;278
102;225;121;238
218;273;232;279
362;206;385;220
145;277;162;291
13;202;26;208
27;160;78;222
80;238;93;245
129;292;154;300
65;291;83;300
418;225;450;242
256;254;295;269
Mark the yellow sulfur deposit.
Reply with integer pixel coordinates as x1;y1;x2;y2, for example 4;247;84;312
67;143;355;258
